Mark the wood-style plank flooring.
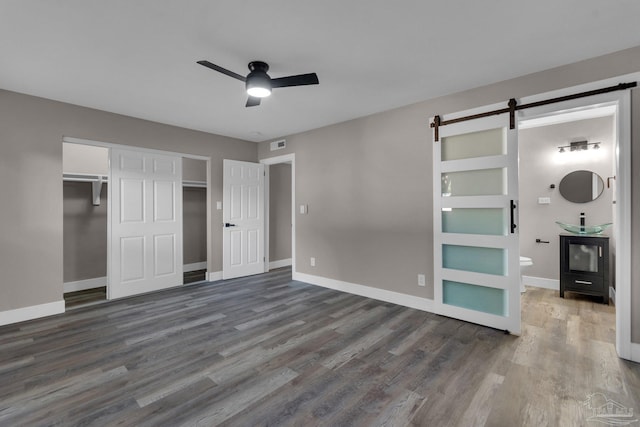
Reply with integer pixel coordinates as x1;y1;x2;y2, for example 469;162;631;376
2;268;639;426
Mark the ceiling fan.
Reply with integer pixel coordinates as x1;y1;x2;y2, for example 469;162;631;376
197;60;319;107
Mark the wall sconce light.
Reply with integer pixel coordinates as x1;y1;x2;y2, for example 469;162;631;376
557;140;601;153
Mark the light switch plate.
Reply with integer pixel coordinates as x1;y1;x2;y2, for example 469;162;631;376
310;257;315;267
538;197;551;205
300;204;307;214
216;201;222;210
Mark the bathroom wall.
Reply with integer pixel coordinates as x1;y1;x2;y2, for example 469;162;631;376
519;116;615;281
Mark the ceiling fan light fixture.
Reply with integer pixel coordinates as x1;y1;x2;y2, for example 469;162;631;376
246;84;271;98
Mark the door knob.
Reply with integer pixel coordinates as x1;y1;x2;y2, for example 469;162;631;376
224;223;237;227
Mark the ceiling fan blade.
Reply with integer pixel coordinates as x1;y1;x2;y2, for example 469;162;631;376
246;96;261;107
271;73;319;88
197;60;246;82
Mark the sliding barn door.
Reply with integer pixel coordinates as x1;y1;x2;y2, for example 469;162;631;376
109;148;183;299
222;159;265;280
433;114;521;334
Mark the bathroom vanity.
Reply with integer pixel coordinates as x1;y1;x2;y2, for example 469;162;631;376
559;234;609;304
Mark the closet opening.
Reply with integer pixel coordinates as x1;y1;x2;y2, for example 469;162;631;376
63;143;109;308
62;141;210;309
182;158;208;284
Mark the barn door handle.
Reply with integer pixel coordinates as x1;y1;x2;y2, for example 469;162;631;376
224;223;237;228
510;200;517;233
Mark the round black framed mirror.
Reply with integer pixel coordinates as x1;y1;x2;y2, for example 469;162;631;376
558;170;605;203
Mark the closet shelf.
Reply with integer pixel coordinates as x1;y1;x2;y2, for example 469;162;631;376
63;174;206;188
63;173;107;206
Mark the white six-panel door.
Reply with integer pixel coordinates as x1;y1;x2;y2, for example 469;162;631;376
223;159;265;279
109;148;183;299
433;113;521;334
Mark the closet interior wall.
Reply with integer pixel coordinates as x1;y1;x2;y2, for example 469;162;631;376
182;158;207;272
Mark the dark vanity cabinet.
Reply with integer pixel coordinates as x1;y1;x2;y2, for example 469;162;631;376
560;234;609;304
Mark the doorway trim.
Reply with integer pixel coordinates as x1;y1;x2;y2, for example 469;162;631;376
63;136;212;298
515;72;637;362
260;153;296;274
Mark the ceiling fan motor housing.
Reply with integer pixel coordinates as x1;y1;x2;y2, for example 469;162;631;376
246;61;272;97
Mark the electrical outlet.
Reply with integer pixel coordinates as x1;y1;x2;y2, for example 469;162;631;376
310;257;316;267
418;274;426;287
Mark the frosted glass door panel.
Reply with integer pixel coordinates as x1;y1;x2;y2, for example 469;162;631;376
441;128;506;161
442;244;506;276
443;280;506;316
442;208;505;235
442;168;505;197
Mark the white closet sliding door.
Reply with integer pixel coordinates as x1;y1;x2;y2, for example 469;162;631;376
109;148;183;299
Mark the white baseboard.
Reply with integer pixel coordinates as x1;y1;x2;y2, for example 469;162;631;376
0;300;65;326
610;287;616;306
293;272;434;313
64;277;107;293
269;258;292;270
522;275;559;290
184;262;207;273
208;271;222;282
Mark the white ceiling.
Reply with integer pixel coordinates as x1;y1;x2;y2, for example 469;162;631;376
1;1;639;142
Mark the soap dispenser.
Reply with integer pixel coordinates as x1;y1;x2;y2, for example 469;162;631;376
580;212;585;233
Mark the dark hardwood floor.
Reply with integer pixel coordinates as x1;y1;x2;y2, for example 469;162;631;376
3;268;639;426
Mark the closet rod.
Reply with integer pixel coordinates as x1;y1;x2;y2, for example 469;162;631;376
63;173;108;183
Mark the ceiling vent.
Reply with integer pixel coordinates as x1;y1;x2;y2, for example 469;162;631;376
270;139;286;151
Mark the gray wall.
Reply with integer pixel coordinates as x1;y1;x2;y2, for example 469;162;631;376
269;163;292;262
0;89;256;312
258;45;640;342
183;157;207;182
63;182;107;282
183;187;207;265
63;143;108;175
519;116;614;280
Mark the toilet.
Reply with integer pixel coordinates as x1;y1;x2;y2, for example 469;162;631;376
520;256;533;293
